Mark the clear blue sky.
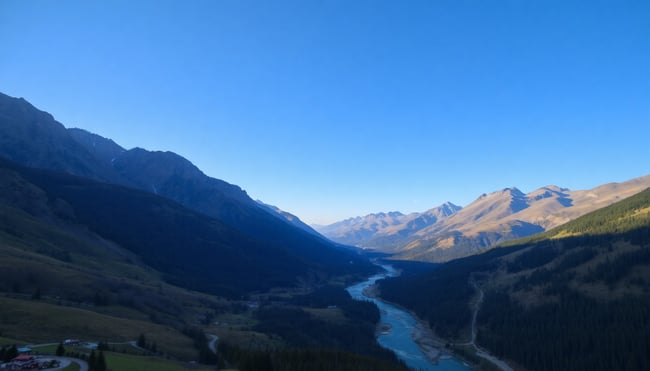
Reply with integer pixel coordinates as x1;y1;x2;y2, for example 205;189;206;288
1;1;649;225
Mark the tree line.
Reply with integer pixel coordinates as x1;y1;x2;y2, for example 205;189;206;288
378;188;650;370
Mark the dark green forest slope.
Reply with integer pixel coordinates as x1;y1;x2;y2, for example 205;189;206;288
1;157;373;298
380;188;650;370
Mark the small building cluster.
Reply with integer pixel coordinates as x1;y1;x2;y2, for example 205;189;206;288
1;355;60;370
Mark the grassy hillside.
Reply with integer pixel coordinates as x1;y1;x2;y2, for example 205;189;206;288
102;352;213;371
0;297;197;359
0;158;373;299
0;159;407;370
380;188;650;370
0;168;231;360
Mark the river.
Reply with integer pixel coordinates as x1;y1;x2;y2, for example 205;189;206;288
347;264;472;371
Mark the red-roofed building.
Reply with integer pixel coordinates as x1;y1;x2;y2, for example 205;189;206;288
12;354;35;362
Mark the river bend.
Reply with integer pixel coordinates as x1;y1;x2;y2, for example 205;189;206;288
347;264;472;371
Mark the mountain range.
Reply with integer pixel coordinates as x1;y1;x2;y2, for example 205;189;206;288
0;92;374;296
0;92;323;235
316;176;650;262
379;186;650;370
8;89;648;267
0;92;413;369
3;90;650;370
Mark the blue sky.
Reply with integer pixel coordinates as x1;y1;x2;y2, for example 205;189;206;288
1;1;649;225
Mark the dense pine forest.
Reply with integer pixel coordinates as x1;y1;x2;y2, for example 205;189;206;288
216;285;410;370
380;188;650;370
217;346;411;371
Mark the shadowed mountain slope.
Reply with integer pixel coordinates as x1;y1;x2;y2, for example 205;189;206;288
257;200;325;238
0;93;124;184
0;92;365;277
68;127;126;164
0;157;373;298
0;158;398;368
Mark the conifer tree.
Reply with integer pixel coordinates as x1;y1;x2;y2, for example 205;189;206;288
137;333;146;348
5;345;18;361
97;350;107;371
88;350;96;371
56;342;65;356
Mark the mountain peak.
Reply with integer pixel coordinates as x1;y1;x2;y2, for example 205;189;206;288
542;185;570;193
359;211;405;219
529;185;572;203
440;201;462;212
424;202;462;217
474;187;524;203
0;93;120;183
68;128;126;165
500;187;524;196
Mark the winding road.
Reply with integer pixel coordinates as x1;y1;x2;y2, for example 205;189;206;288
207;334;218;354
24;343;90;371
34;356;89;371
55;356;89;371
467;278;513;371
469;279;483;346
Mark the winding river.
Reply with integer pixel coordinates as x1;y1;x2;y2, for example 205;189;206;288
347;264;472;371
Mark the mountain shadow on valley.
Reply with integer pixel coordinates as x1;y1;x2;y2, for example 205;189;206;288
0;157;374;298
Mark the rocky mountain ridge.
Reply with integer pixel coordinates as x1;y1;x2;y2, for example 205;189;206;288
256;200;324;238
0;92;359;273
317;177;650;262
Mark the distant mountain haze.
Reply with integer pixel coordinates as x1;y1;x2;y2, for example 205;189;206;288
315;203;461;251
317;177;650;262
256;200;325;238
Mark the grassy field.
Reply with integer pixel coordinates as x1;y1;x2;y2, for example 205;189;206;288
0;204;228;361
212;313;256;331
0;336;26;346
62;363;81;371
5;337;217;370
31;343;59;354
0;296;197;359
103;352;215;371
